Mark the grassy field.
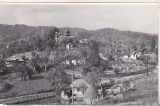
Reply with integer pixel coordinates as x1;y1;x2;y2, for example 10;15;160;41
0;73;52;99
15;96;59;105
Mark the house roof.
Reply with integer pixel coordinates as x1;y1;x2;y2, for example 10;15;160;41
84;84;98;99
6;52;33;61
70;79;89;88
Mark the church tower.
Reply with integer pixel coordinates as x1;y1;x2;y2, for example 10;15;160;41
64;29;71;36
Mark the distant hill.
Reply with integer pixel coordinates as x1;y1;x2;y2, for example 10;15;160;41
0;24;158;57
0;24;157;42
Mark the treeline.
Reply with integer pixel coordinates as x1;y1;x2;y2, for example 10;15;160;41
0;24;158;58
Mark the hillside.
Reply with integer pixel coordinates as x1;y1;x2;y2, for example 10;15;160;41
0;24;157;42
0;24;158;57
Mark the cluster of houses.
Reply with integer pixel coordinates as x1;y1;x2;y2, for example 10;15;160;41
5;52;32;67
122;50;157;63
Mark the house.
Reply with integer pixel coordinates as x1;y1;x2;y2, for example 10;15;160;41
68;78;99;104
123;55;129;59
5;56;23;67
130;52;141;60
79;39;89;44
77;58;85;65
65;59;77;66
66;43;73;50
70;79;89;97
144;52;158;64
99;78;114;87
5;52;34;67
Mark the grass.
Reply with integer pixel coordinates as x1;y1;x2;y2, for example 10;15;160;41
15;96;59;105
0;73;52;99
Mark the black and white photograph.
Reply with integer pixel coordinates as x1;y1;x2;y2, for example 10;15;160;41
0;2;158;105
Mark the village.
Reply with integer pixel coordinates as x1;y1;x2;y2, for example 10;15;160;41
0;27;158;105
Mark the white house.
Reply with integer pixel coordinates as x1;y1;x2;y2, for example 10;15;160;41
65;59;77;65
5;55;23;67
123;55;129;59
66;43;73;50
130;52;141;60
79;39;89;44
77;58;85;65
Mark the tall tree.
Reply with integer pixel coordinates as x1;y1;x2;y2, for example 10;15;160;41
86;40;100;66
30;52;40;72
46;65;71;99
47;27;59;50
151;35;156;51
140;42;145;51
132;44;137;52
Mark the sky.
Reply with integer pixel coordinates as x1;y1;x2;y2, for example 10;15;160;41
0;4;158;34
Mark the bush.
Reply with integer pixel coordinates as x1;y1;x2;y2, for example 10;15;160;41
0;81;12;92
0;67;10;75
114;69;120;75
46;64;55;71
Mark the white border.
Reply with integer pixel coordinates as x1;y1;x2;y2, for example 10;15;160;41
0;0;159;105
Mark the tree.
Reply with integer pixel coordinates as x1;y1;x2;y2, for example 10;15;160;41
47;27;59;50
132;44;137;51
14;62;33;81
82;40;110;75
85;71;100;87
41;49;50;71
46;65;71;99
35;36;45;51
30;52;40;72
151;36;156;51
48;27;59;40
140;42;145;51
86;40;100;66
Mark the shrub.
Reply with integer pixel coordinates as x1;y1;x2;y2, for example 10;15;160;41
0;81;12;92
114;69;120;75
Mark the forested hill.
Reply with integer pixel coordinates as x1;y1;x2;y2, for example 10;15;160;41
0;24;157;43
0;24;158;57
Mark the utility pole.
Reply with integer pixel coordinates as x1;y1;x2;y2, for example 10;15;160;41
64;29;76;104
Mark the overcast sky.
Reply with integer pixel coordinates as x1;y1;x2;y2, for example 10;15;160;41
0;4;158;34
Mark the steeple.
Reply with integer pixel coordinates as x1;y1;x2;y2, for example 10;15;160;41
64;29;70;36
